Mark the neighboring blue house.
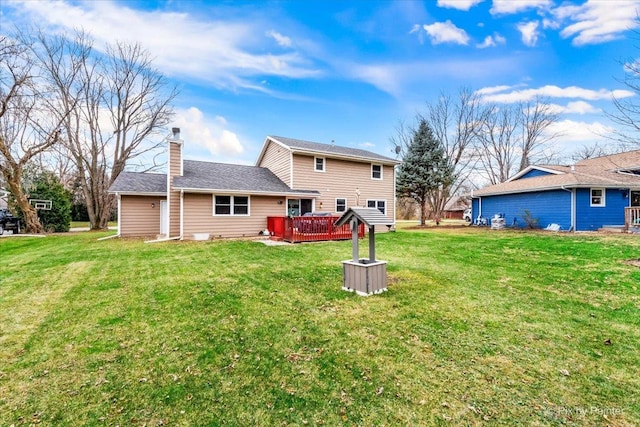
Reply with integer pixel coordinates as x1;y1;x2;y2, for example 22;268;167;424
471;150;640;231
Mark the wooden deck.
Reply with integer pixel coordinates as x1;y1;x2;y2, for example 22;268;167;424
625;207;640;232
267;216;365;243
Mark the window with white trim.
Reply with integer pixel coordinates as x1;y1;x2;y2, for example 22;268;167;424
371;164;382;180
367;199;386;215
336;198;347;213
314;157;325;172
590;188;605;207
214;195;250;215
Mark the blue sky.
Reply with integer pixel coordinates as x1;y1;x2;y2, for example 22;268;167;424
2;0;639;166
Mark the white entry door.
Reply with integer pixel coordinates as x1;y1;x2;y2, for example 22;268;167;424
160;200;168;235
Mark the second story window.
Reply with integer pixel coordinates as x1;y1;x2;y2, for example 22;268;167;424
371;164;382;180
315;157;325;172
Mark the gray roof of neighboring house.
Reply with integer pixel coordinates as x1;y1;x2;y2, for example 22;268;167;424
109;172;167;194
474;150;640;197
174;160;319;195
268;135;401;164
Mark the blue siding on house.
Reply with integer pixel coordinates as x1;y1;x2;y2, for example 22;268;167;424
575;188;628;230
518;169;555;179
475;190;571;230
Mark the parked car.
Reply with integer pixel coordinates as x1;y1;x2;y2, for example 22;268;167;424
0;208;20;235
463;208;472;222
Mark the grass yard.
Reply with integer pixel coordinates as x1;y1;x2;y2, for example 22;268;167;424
1;229;639;426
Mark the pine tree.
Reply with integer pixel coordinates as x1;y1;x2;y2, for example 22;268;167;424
396;119;454;225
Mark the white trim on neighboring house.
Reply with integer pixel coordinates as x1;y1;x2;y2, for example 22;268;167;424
571;188;576;230
507;165;566;182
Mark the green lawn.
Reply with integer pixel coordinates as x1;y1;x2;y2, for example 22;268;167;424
1;229;639;426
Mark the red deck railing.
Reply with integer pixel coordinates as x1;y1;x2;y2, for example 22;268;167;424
267;216;365;243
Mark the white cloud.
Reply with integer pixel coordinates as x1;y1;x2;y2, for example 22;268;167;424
518;21;540;47
544;119;615;143
477;85;635;104
266;30;293;47
553;0;640;46
547;101;601;115
437;0;484;11
359;142;375;148
490;0;551;15
6;0;320;92
173;107;244;158
476;33;506;48
423;20;470;45
478;85;635;103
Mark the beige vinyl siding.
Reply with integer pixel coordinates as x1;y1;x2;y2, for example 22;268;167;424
168;141;182;237
291;154;396;221
120;195;164;236
182;193;285;239
257;140;291;186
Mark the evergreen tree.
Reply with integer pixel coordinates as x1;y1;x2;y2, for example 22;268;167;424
27;172;72;232
396;119;454;225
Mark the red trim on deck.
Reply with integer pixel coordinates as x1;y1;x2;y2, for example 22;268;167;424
267;216;365;243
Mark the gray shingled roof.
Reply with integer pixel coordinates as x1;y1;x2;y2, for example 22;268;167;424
269;135;400;164
474;150;640;197
109;172;167;194
335;207;394;227
174;160;319;195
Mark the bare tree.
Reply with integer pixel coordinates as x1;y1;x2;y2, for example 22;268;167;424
474;97;560;184
37;31;176;230
475;105;519;185
608;53;640;146
0;35;72;233
392;88;486;219
518;96;561;170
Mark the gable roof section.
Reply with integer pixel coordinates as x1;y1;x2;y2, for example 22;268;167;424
474;150;640;197
109;172;167;195
173;160;319;196
257;135;401;166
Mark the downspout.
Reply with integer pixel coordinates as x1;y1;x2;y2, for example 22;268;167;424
180;189;184;240
561;186;575;232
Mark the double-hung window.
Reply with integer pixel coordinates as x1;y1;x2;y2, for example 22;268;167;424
314;157;325;172
590;188;605;207
367;199;386;215
371;164;382;180
214;195;250;215
336;198;347;213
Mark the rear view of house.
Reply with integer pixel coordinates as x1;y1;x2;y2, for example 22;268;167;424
109;130;399;239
